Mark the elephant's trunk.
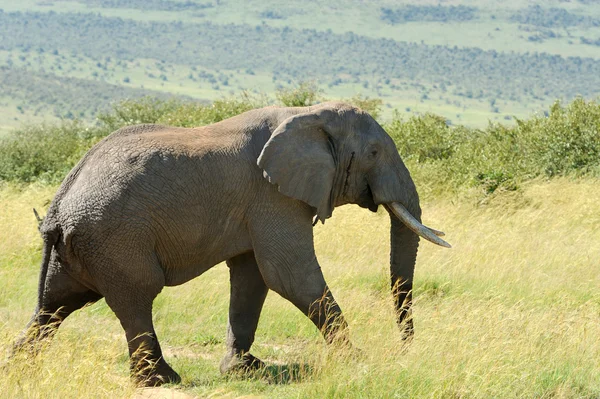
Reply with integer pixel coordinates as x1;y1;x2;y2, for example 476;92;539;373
384;201;450;339
386;204;420;339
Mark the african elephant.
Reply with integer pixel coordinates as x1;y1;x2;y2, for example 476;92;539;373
12;102;450;386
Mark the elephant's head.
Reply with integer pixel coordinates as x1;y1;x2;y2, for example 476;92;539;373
258;102;450;338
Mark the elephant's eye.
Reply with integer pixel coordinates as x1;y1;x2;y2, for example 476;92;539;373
371;150;378;157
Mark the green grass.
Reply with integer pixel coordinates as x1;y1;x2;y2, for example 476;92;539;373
0;94;600;396
1;179;599;398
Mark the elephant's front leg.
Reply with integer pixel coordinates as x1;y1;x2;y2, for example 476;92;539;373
279;265;349;345
250;206;349;346
220;252;269;374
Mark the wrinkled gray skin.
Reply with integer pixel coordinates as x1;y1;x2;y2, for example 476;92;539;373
13;102;423;386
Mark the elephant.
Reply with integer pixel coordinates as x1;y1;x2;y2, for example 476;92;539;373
11;102;450;386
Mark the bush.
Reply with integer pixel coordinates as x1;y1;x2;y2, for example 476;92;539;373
515;99;600;176
0;121;104;183
1;88;599;194
387;112;470;162
0;92;269;184
386;98;600;194
96;96;184;131
346;95;384;120
156;92;268;127
275;81;322;107
97;92;269;130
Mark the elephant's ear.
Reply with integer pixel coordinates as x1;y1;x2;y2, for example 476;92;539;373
257;110;338;223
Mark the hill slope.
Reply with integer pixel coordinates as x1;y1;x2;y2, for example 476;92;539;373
1;0;600;128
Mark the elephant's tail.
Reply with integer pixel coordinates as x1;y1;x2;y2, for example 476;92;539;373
35;226;60;309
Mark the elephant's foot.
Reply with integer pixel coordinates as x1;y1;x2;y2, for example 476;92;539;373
220;351;265;375
398;319;414;342
132;360;181;387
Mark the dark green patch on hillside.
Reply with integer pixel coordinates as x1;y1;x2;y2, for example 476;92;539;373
511;5;600;28
1;11;600;105
71;0;213;11
380;5;477;24
0;66;190;119
580;36;600;47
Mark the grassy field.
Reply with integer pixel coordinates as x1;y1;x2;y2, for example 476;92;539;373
1;179;599;398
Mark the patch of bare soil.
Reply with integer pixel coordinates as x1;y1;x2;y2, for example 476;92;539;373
132;387;198;399
133;387;264;399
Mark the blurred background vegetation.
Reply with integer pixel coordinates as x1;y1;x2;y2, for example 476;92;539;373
2;0;600;133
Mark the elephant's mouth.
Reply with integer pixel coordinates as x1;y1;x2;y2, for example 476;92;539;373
357;184;379;213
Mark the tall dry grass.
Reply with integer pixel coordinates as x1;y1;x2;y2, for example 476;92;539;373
1;179;599;398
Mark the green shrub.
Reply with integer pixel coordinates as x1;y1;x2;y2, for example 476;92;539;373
156;92;268;127
387;112;469;162
385;98;600;195
0;93;268;184
97;92;269;130
346;94;384;120
275;81;322;107
514;99;600;176
0;121;104;183
96;96;184;132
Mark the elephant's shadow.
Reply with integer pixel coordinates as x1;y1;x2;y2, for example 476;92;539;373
252;362;313;384
185;362;313;387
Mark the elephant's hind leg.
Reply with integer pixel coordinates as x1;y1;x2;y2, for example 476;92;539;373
220;252;268;374
98;252;180;387
110;303;180;386
12;258;102;355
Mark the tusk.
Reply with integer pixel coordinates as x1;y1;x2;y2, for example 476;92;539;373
427;227;445;237
386;202;452;248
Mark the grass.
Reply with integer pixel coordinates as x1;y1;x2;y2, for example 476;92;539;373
1;178;599;398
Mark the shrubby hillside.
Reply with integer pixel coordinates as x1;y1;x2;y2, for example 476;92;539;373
510;5;600;28
0;67;188;120
78;0;214;11
380;5;478;24
1;0;600;129
1;10;599;103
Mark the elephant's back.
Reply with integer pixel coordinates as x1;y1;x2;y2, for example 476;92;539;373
49;123;260;247
48;123;259;279
54;126;198;222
